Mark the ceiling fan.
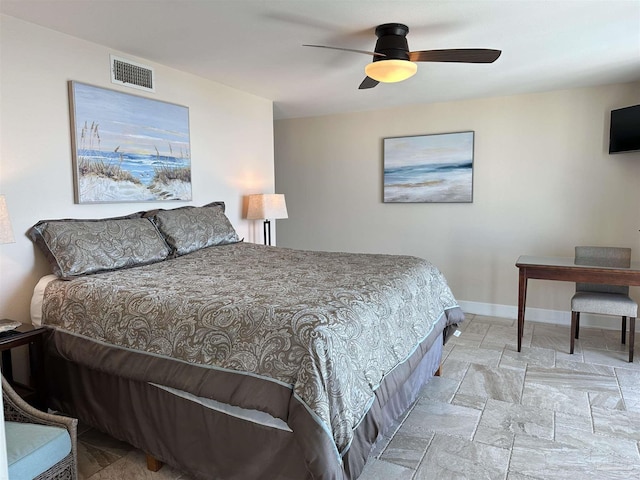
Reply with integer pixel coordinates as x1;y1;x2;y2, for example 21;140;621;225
303;23;501;89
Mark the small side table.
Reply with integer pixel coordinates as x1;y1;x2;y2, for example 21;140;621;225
0;322;46;409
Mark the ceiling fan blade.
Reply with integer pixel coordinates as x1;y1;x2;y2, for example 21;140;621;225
358;76;379;89
303;44;386;57
409;49;501;63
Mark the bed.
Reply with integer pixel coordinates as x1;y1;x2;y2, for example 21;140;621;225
28;202;463;480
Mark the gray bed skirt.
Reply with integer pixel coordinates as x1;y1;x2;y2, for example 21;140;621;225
45;310;460;479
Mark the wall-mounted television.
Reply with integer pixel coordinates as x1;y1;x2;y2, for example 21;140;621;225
609;104;640;154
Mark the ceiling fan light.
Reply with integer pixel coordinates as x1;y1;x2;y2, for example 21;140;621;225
365;59;417;83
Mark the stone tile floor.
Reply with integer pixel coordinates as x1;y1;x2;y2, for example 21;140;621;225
77;314;640;479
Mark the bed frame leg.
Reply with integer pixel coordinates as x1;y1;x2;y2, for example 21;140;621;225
146;454;163;472
434;365;442;376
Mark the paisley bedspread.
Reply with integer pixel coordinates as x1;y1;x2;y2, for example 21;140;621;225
42;242;459;456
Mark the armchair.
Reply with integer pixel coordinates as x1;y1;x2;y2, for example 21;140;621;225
3;375;77;479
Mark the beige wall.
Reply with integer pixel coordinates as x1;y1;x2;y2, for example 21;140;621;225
0;15;275;322
274;82;640;325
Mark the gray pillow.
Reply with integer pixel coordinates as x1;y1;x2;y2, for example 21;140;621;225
29;216;170;279
152;203;240;256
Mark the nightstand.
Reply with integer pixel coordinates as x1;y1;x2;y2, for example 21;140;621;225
0;322;46;409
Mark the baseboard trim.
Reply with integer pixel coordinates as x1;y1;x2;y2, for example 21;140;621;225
457;300;638;331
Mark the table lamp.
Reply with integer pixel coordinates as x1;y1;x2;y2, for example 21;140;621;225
246;194;288;245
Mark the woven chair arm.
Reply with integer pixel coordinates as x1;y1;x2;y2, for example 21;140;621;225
2;374;78;480
2;375;77;433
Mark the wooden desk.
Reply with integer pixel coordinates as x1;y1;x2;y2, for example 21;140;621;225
515;255;640;352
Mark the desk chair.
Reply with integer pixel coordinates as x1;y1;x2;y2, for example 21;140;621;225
570;246;637;362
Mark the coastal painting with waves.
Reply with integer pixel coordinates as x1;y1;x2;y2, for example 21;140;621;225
384;131;474;203
70;81;191;203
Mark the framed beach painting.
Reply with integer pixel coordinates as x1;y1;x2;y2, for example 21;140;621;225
383;131;474;203
69;81;192;203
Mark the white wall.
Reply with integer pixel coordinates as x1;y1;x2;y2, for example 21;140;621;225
0;15;275;323
274;82;640;325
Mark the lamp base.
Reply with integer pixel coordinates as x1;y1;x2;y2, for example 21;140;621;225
263;219;271;246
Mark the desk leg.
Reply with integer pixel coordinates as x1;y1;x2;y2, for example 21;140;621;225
517;268;527;352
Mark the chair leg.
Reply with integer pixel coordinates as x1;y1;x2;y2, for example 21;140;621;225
570;311;577;354
621;316;627;344
629;317;635;363
575;312;580;339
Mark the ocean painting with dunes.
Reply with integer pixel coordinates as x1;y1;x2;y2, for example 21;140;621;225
384;131;474;203
69;81;191;204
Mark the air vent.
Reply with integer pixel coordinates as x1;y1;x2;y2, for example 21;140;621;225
110;55;155;92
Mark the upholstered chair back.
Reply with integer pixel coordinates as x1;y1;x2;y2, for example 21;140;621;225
575;246;631;296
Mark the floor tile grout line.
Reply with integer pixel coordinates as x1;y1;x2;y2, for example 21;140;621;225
469;396;488;443
376;392;423;460
410;432;436;480
519;362;528;407
612;366;628;413
504;431;516;480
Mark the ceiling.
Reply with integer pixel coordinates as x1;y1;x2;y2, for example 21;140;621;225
2;1;639;120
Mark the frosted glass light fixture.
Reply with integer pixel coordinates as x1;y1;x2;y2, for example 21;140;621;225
365;59;417;83
246;194;288;245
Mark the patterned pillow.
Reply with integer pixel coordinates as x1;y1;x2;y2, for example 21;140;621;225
29;216;170;279
152;202;240;256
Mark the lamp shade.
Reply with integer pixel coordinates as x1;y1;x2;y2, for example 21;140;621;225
246;194;288;220
0;195;15;244
364;59;417;83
